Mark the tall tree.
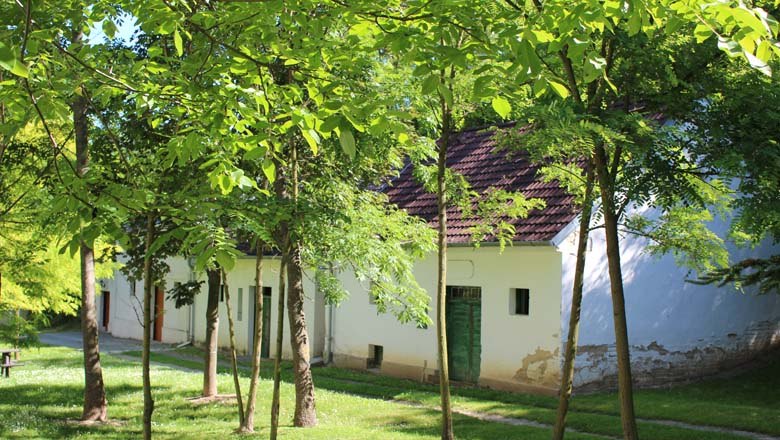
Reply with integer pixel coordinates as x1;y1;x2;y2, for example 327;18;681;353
72;76;108;422
491;2;779;436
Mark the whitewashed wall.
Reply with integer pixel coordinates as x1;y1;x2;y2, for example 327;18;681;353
332;245;564;393
192;257;324;358
559;215;780;391
101;256;193;344
104;255;325;359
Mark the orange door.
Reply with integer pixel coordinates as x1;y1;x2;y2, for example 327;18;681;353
153;286;164;341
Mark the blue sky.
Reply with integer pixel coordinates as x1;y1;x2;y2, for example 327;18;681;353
87;14;138;46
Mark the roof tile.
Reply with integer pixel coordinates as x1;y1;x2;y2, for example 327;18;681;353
386;125;578;243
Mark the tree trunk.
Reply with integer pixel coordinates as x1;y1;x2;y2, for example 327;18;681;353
73;87;107;422
202;269;220;397
241;239;264;433
286;243;317;427
221;269;245;426
285;141;317;427
436;86;454;440
593;146;639;440
142;213;155;440
552;165;595;440
270;253;287;440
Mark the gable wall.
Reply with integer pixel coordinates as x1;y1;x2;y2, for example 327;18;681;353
558;214;780;391
103;256;325;360
331;245;564;394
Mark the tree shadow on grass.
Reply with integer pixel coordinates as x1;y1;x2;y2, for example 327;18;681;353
0;382;183;439
362;406;589;440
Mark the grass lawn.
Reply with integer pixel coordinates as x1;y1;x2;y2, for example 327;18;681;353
1;345;778;439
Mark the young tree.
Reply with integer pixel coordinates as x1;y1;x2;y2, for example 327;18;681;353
221;268;244;426
491;2;779;437
202;268;220;397
240;239;264;433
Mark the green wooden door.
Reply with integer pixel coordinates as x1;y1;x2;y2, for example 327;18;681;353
446;286;481;383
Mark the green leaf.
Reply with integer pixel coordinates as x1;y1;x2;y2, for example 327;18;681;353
102;20;117;39
694;23;712;44
421;74;438;95
301;128;320;155
262;159;276;183
491;96;512;119
437;83;453;108
0;42;28;78
174;29;183;57
215;250;235;271
320;115;342;133
548;80;571;99
339;128;356;159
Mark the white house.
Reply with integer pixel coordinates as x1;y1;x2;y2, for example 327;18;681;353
100;124;780;395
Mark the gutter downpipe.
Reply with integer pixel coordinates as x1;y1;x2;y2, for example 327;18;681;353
327;264;335;365
187;256;196;344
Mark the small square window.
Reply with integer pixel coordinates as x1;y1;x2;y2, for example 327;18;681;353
512;288;530;315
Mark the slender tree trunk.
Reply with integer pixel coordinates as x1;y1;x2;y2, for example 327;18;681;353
436;98;454;440
202;269;220;397
552;165;595;440
285;142;317;427
593;146;639;439
241;239;264;433
270;253;287;440
221;269;244;426
73;85;107;422
142;213;156;440
286;244;317;427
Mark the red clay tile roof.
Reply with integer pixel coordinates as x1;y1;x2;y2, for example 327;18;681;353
385;124;579;244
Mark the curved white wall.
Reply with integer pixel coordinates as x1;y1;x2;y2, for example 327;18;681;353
559;217;780;390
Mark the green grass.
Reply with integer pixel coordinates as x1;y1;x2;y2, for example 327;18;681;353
124;348;780;440
0;347;598;439
2;346;778;439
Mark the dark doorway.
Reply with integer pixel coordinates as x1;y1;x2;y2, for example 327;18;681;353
153;286;164;342
446;285;482;383
249;286;273;358
101;291;110;329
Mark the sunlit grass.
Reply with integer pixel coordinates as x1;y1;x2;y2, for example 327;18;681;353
0;347;602;439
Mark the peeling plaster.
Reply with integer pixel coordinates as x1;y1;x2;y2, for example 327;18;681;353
573;320;780;392
514;347;560;388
